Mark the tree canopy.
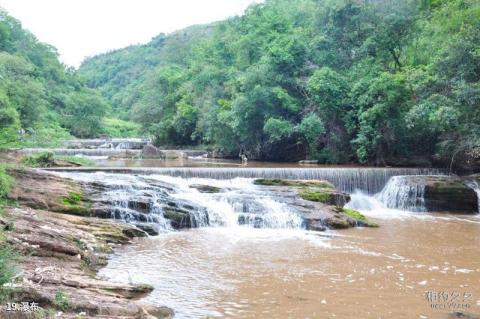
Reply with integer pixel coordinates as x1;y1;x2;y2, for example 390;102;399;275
79;0;480;165
0;10;111;147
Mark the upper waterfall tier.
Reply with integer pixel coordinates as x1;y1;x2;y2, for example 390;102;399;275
46;167;444;194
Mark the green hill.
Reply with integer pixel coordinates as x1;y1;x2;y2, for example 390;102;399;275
82;0;480;165
0;9;112;146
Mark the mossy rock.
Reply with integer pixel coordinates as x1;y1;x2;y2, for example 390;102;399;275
163;206;191;228
59;191;92;216
298;187;350;206
336;207;379;227
299;188;333;204
190;184;221;193
253;179;334;188
62;192;83;205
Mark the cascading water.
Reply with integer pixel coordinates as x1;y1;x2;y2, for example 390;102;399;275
50;167;444;194
376;176;426;211
52;172;304;232
465;180;480;213
347;175;431;216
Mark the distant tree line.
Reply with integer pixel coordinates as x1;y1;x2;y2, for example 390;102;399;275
0;10;110;146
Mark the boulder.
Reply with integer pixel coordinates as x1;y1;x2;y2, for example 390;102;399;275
424;176;478;213
298;188;350;207
134;223;159;236
301;205;378;230
254;179;334;188
141;144;161;159
190;184;222;193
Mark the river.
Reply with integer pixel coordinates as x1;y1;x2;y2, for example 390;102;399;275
51;162;480;318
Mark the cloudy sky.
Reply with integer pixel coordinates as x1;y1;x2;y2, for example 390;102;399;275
0;0;260;67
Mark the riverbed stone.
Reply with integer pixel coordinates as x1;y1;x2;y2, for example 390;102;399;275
396;175;479;213
190;184;222;193
298;187;350;206
254;178;334;188
424;176;478;213
141;144;161;158
3;206;171;317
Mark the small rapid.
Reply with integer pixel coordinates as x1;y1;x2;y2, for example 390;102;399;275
53;172;304;232
376;176;426;211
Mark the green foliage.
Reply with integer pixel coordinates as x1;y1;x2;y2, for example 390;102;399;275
54;289;70;311
103;118;140;138
0;165;12;200
78;0;480;164
0;165;17;303
55;156;95;166
264;118;294;142
62;192;82;206
63;90;109;138
0;243;18;302
22;152;55;168
0;9;111;144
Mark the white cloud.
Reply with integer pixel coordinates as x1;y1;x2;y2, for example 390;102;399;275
0;0;260;67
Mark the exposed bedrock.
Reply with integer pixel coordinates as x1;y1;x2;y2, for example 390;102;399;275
378;175;479;214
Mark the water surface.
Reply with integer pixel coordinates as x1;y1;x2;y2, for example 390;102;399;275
98;192;480;318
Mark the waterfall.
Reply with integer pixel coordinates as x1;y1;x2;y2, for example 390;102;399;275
20;148;141;157
376;176;426;211
66;138;151;149
50;167;444;194
52;172;303;232
466;180;480;213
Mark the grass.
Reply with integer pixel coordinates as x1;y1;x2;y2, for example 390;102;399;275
23;152;96;167
60;192;91;216
22;152;55;167
55;155;96;166
54;289;70;311
62;192;82;206
0;165;12;200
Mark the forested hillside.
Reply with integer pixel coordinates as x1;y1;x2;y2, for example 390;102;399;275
80;0;478;165
0;10;109;146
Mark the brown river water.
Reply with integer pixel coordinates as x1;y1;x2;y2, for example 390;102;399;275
99;207;480;318
56;158;479;318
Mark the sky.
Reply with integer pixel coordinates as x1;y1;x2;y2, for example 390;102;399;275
0;0;260;68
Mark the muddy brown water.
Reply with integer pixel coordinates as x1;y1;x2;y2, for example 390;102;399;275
99;213;480;318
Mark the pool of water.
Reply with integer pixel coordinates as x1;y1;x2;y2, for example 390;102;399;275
98;192;480;318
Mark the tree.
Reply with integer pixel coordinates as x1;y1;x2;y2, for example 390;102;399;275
63;90;109;138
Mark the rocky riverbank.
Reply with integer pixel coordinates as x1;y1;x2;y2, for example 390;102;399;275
0;167;173;318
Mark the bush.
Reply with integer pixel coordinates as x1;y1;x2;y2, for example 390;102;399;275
22;152;55;167
0;165;12;200
54;289;70;311
103;117;141;138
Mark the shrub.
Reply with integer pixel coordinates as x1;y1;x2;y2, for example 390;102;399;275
54;289;70;311
22;152;55;167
